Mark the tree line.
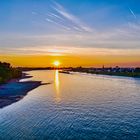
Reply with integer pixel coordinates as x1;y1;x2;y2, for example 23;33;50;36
0;62;22;84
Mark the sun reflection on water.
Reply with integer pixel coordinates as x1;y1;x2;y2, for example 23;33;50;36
54;70;61;102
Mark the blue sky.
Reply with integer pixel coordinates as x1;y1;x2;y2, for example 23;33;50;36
0;0;140;55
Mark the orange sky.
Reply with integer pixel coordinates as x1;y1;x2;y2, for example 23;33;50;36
0;52;139;67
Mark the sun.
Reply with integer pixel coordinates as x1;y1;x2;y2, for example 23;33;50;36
53;61;60;67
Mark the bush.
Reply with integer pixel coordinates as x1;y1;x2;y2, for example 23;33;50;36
0;62;22;84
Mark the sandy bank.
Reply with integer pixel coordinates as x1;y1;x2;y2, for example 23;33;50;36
0;73;47;108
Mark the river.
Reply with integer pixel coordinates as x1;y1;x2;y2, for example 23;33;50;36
0;70;140;140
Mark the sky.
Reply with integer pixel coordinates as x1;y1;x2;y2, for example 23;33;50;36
0;0;140;67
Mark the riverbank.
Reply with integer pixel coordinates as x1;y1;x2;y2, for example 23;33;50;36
0;73;45;108
70;70;140;78
67;67;140;78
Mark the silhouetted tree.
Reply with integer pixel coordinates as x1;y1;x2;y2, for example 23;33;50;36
0;61;22;84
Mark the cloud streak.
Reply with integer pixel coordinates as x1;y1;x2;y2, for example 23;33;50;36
47;1;92;32
53;2;92;32
31;1;92;33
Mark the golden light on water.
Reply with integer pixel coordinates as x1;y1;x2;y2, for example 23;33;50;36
54;70;61;102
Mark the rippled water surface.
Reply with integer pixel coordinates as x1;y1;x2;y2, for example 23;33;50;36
0;70;140;140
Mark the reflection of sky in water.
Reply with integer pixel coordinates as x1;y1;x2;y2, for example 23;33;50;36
0;70;140;139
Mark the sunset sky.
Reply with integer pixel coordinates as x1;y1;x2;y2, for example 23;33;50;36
0;0;140;67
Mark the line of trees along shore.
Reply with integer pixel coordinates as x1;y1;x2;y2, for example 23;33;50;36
0;62;22;84
68;66;140;77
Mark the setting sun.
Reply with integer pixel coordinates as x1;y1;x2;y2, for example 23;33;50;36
53;61;60;67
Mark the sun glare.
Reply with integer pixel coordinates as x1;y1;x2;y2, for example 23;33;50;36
53;61;60;67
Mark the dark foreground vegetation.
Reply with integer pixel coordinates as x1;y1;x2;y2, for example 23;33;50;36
0;62;22;84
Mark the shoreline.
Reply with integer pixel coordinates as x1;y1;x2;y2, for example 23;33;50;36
0;72;46;109
59;70;140;78
76;71;140;78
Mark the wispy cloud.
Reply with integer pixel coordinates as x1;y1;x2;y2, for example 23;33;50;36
47;1;92;32
31;1;92;33
1;45;140;57
1;21;140;52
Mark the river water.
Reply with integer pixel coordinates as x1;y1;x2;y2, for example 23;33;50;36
0;70;140;140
